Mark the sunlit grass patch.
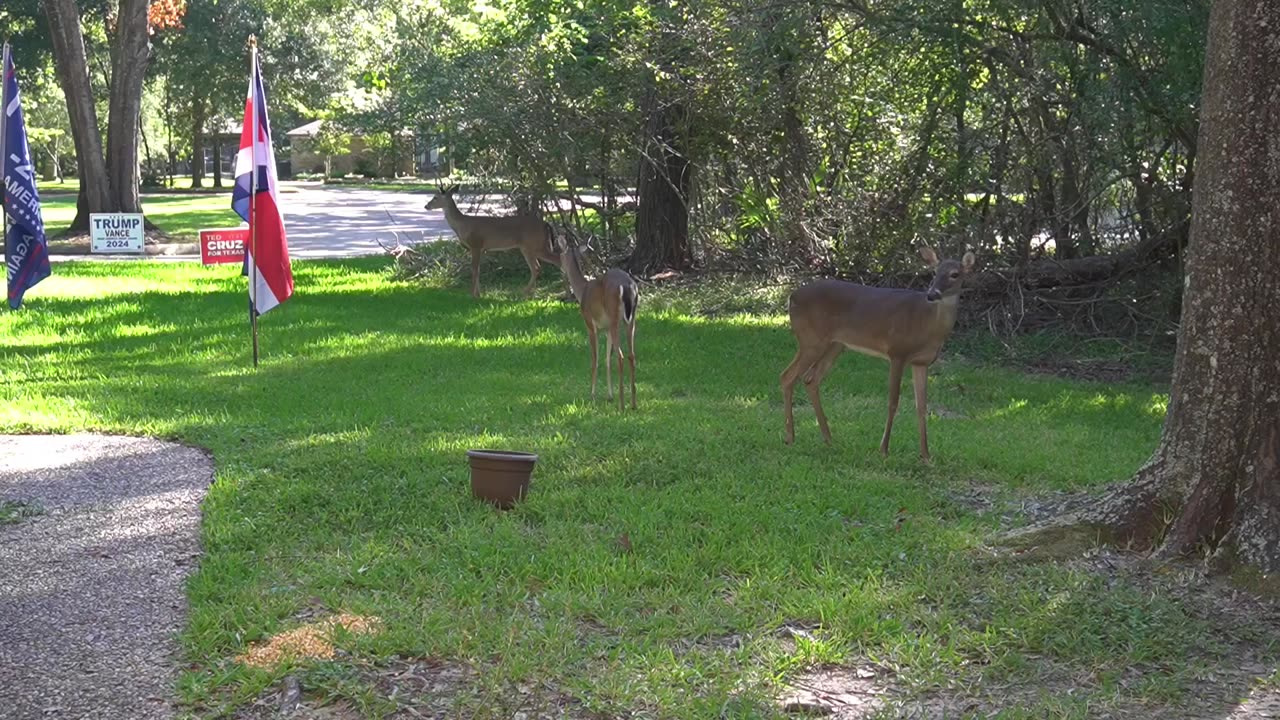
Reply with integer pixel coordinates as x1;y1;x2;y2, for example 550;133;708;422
2;257;1256;718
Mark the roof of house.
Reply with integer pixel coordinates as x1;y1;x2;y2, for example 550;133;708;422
286;119;414;138
286;119;325;137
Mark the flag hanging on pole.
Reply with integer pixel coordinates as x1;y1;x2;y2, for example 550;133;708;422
3;43;51;311
231;46;292;316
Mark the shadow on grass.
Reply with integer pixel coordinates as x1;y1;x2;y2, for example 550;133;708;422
9;259;1263;720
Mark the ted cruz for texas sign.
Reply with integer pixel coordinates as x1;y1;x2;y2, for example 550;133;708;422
199;228;250;265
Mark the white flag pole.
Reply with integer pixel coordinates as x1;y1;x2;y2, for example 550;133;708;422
247;35;260;368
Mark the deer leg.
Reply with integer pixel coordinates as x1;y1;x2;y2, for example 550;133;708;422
803;343;844;445
880;358;905;457
611;323;625;411
522;249;540;297
604;325;618;404
587;322;599;401
469;247;482;298
627;318;637;410
780;345;825;445
911;364;931;462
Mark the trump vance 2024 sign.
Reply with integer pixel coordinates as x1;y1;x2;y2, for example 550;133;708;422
90;213;145;254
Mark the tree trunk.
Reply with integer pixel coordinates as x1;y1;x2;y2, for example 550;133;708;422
41;0;112;232
212;135;223;188
106;0;150;214
1007;0;1280;574
191;95;207;188
629;90;694;274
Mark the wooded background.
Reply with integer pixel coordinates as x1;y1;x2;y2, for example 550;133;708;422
3;0;1207;342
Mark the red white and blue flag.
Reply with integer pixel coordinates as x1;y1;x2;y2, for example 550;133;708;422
3;43;51;310
231;51;292;315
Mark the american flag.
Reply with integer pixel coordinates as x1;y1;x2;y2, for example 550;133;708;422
3;43;50;311
231;49;293;315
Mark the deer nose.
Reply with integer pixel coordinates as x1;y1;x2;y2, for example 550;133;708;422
926;288;942;302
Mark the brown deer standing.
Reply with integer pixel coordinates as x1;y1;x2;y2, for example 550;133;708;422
781;246;976;461
425;185;560;298
555;235;639;410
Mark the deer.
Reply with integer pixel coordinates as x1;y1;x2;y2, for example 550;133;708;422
553;232;639;410
781;246;976;462
425;185;561;298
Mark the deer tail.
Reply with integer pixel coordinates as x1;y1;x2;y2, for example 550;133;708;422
621;281;638;325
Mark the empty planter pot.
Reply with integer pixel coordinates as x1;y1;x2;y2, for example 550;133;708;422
466;449;537;509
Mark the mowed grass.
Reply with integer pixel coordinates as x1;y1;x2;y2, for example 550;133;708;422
40;192;247;241
4;258;1250;718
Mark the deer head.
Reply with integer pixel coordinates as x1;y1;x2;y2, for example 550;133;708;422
920;245;976;302
425;184;459;210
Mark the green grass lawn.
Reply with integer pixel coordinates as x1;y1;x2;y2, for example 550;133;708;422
1;260;1270;718
40;193;242;241
39;176;247;193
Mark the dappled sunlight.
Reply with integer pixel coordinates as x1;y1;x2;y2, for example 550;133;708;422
1;260;1197;717
982;398;1030;420
110;321;180;339
1148;394;1170;417
421;330;575;350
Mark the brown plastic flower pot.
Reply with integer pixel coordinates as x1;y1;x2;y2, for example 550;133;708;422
466;449;537;509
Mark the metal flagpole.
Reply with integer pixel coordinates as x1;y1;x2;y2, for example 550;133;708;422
1;43;11;268
248;35;259;368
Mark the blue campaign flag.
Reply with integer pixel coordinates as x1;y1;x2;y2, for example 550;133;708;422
3;43;51;310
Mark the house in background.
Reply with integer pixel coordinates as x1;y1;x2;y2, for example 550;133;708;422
286;120;444;178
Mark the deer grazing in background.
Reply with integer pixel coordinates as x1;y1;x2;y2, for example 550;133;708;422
425;185;561;298
554;232;639;410
781;246;976;461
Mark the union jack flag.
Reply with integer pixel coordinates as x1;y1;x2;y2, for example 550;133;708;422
231;50;293;315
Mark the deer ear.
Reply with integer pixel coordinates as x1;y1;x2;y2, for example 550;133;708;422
961;251;976;271
918;245;939;267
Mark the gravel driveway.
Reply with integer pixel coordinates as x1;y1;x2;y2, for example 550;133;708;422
0;434;213;720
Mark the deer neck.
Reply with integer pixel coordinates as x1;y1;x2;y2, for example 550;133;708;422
929;293;961;334
562;248;591;301
441;195;468;233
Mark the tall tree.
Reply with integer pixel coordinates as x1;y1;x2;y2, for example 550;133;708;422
628;0;695;274
41;0;180;230
42;0;112;226
1009;0;1280;573
106;0;152;212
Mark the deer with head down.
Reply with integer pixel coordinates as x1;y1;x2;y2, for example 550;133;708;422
425;185;560;298
781;245;976;461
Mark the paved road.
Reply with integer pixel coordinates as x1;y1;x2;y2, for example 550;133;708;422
50;184;584;262
277;183;455;258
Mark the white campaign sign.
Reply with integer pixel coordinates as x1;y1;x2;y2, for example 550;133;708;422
90;213;145;254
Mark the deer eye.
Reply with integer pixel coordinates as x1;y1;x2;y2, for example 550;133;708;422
949;271;959;279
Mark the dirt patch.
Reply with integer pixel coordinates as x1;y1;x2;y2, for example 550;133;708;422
942;480;1102;528
233;657;611;720
778;664;887;718
48;228;198;256
1026;357;1136;383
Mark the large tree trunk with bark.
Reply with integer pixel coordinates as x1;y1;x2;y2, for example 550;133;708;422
106;0;151;214
42;0;112;232
191;96;207;189
629;90;694;274
1007;0;1280;574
